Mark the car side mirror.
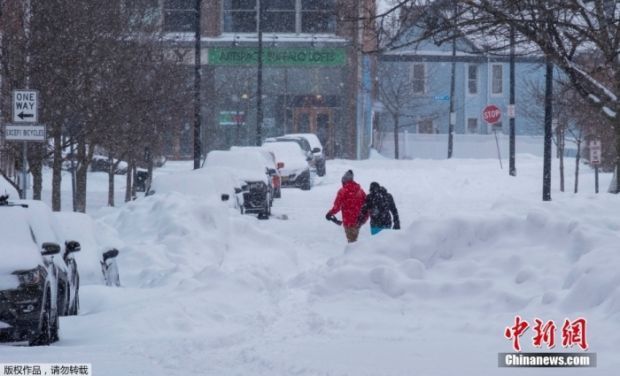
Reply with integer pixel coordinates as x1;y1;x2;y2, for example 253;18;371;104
221;194;230;202
41;242;61;256
65;240;81;253
103;248;119;262
267;168;277;175
312;147;321;153
234;187;242;194
277;162;284;169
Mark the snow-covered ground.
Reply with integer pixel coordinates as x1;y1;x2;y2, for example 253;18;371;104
2;154;619;375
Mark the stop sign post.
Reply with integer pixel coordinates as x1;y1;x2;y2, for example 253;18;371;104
483;104;503;170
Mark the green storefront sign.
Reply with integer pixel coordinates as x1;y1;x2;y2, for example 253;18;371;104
209;47;346;67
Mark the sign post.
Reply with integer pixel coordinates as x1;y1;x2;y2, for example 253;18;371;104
7;89;41;199
589;139;601;194
483;104;503;169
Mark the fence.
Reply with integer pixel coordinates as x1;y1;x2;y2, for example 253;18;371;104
375;132;566;160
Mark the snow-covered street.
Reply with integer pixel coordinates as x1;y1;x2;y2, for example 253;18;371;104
2;155;620;375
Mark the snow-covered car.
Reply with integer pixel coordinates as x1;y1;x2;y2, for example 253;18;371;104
0;196;61;345
89;154;128;175
230;146;282;199
204;150;276;218
149;166;245;211
262;142;313;190
22;200;81;318
282;133;326;176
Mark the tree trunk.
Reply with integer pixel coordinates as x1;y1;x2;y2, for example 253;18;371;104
74;141;88;213
107;154;115;207
574;140;581;194
125;160;133;203
30;158;42;200
52;129;62;211
393;113;399;159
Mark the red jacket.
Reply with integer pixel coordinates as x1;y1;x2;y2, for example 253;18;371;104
328;181;366;227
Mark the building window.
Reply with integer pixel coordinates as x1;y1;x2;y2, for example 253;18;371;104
223;0;336;33
164;0;197;32
467;118;478;133
263;0;296;32
491;64;503;95
301;0;336;33
411;64;426;95
468;65;478;95
223;0;257;33
126;0;161;29
418;119;434;134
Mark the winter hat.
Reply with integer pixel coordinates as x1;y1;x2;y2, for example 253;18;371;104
369;182;380;193
341;170;354;184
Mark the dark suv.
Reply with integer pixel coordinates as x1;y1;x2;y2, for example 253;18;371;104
0;196;61;345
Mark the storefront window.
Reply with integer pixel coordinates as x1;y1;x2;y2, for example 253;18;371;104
224;0;258;32
263;0;295;32
164;0;197;32
301;0;336;33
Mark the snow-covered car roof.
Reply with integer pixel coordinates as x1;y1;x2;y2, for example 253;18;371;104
204;150;270;183
282;133;323;152
151;165;244;203
261;142;309;173
229;146;276;168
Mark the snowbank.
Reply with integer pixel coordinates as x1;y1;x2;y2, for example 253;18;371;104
95;192;299;289
292;210;620;318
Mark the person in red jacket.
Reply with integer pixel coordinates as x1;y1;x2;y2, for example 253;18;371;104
325;170;367;243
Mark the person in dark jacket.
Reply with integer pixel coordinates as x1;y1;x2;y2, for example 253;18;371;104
357;182;400;235
326;170;366;243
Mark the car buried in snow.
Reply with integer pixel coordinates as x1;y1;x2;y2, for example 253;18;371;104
204;150;276;219
230;146;282;199
0;196;79;345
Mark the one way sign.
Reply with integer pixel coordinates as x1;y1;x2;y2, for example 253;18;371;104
13;90;38;123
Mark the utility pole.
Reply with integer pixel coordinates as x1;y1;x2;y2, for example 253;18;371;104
21;0;32;199
256;0;264;146
543;60;553;201
509;25;516;176
193;0;202;169
447;0;457;159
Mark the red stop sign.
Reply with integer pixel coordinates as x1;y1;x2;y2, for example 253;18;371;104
483;104;502;124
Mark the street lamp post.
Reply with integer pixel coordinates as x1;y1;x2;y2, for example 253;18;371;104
256;0;264;146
